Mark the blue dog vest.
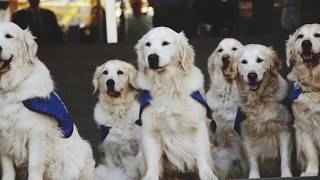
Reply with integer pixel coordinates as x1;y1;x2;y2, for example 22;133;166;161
233;86;302;133
23;91;74;138
135;90;217;133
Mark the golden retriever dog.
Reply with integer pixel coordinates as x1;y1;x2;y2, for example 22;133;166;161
0;22;95;180
286;23;320;177
235;44;292;178
206;38;248;179
92;60;141;180
135;27;218;180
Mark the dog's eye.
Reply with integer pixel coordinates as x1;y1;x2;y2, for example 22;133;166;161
257;58;264;63
103;70;108;75
297;34;304;39
145;42;151;47
241;59;247;64
232;47;237;51
218;48;223;53
5;34;13;39
162;41;170;46
314;33;320;38
117;70;124;75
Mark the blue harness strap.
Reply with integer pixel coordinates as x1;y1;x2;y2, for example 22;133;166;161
100;125;112;142
234;107;246;134
136;90;216;133
285;87;302;104
23;91;74;138
135;90;152;126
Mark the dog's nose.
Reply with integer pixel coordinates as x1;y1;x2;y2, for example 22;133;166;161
301;40;312;53
106;79;115;90
148;54;159;69
247;72;257;82
222;55;230;68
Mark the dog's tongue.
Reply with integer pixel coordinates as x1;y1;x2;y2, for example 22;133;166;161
0;59;4;68
303;53;313;60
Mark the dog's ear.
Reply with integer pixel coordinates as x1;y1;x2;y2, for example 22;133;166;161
207;51;216;76
126;63;139;89
135;36;146;72
22;28;38;63
92;65;102;95
177;32;195;71
286;33;297;68
269;47;282;71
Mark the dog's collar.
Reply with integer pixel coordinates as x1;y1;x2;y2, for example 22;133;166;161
23;91;74;138
135;90;217;133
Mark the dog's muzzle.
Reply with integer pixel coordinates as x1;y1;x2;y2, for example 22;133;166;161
247;72;261;91
106;79;121;97
222;55;230;70
148;54;160;70
300;40;320;64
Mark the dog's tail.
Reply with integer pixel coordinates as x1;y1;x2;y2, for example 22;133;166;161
95;164;129;180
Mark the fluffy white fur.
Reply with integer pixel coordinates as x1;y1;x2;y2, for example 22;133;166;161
236;44;292;178
135;27;218;180
206;38;248;179
286;23;320;177
92;60;141;180
0;22;95;180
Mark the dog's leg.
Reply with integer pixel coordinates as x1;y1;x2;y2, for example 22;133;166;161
1;155;15;180
279;131;292;177
141;131;162;180
196;124;218;180
298;132;319;177
28;138;45;180
245;142;260;179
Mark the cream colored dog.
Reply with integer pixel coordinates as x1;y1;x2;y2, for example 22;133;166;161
92;60;141;180
235;44;292;178
135;27;218;180
206;38;248;179
0;22;95;180
286;23;320;177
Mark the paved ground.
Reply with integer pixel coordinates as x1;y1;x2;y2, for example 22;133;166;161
36;34;317;179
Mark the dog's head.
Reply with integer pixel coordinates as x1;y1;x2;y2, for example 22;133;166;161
0;22;38;90
208;38;243;82
135;27;194;73
237;44;280;91
286;24;320;67
92;60;138;98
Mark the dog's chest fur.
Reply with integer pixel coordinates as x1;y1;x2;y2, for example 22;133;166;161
207;78;238;122
0;97;58;166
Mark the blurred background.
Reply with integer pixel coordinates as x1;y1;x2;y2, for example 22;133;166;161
0;0;319;45
1;0;320;167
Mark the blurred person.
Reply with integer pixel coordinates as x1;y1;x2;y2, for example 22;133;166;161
11;0;64;45
148;0;196;38
281;0;300;32
209;0;240;36
126;0;152;41
251;0;275;34
87;0;107;43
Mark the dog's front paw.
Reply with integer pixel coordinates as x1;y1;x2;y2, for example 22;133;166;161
301;171;318;177
142;174;159;180
281;170;292;177
248;171;260;179
199;170;219;180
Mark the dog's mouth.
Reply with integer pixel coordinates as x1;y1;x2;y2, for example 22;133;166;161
0;56;12;74
247;81;261;91
301;51;320;64
107;90;121;98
